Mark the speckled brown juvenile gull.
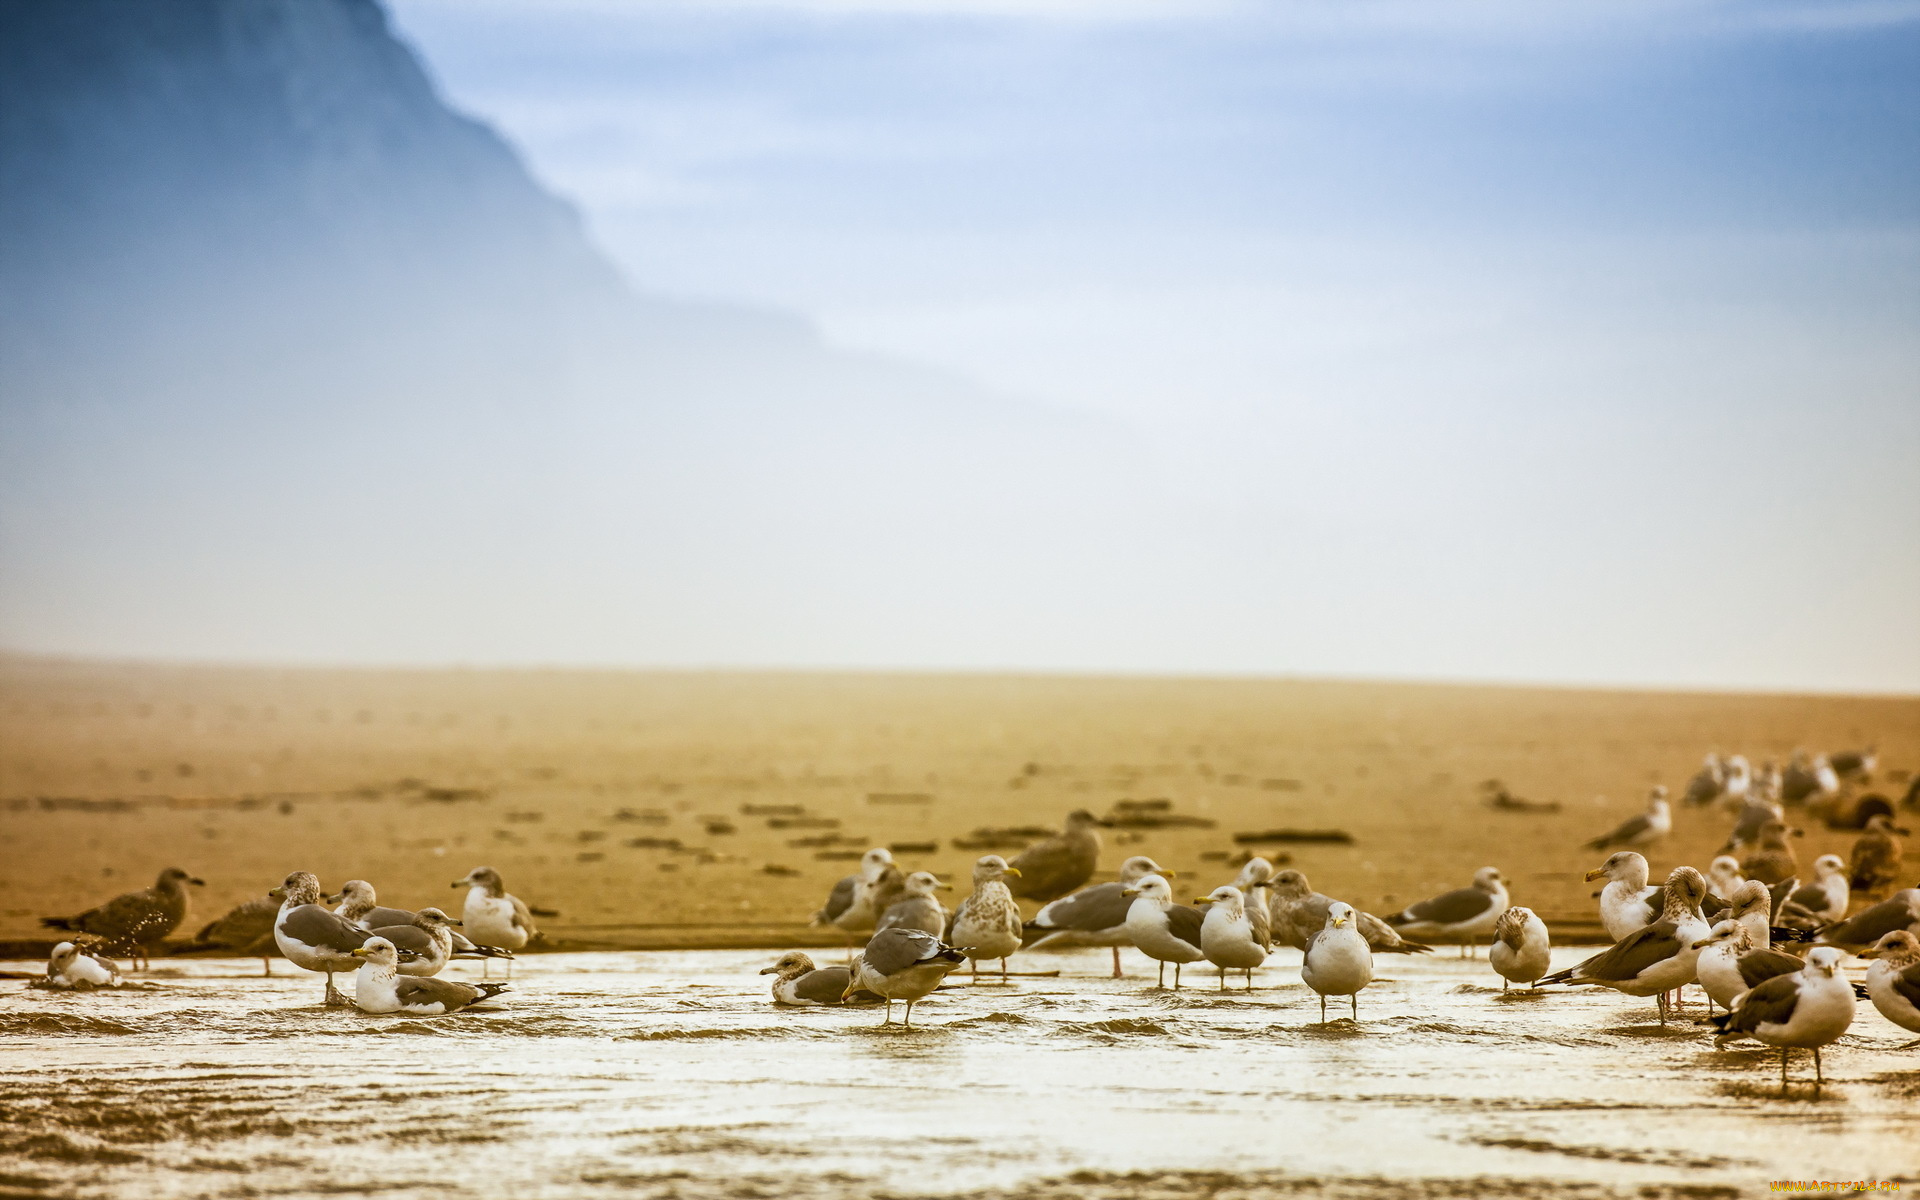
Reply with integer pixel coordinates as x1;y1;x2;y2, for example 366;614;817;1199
951;855;1024;980
1008;810;1106;903
41;867;204;970
191;891;281;976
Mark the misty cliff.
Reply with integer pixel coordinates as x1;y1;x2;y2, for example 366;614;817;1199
0;0;1143;665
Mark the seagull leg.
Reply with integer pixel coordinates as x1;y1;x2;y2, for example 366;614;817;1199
882;999;894;1025
902;1002;913;1029
1111;947;1123;979
1319;994;1327;1022
1781;1048;1790;1094
1000;958;1008;982
1350;993;1358;1021
971;959;979;981
1173;962;1182;990
1814;1046;1823;1089
1245;968;1254;991
262;957;272;978
1157;959;1166;988
482;957;490;981
1218;970;1226;992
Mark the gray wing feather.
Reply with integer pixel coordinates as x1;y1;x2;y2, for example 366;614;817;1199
509;894;536;935
281;905;370;953
864;928;940;976
820;876;857;923
1032;882;1128;931
1736;947;1806;989
1165;905;1205;949
794;966;854;1004
1404;887;1492;926
1891;964;1920;1011
368;923;432;953
1572;921;1679;982
394;975;482;1010
1726;972;1803;1032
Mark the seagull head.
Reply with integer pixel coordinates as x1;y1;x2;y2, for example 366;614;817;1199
159;867;206;888
1066;809;1110;830
1473;866;1504;892
902;871;950;897
1585;851;1647;884
1194;886;1244;911
415;907;460;928
1804;946;1843;977
1121;874;1173;902
48;942;79;971
1691;919;1743;951
973;855;1020;883
760;951;814;976
1232;857;1274;889
1325;901;1355;929
1117;856;1166;884
349;936;399;966
1859;930;1920;965
1727;880;1771;921
453;866;503;893
1267;869;1311;899
1812;854;1845;879
281;871;324;906
329;879;376;908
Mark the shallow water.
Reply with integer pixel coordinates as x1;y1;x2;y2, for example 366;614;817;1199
2;945;1915;1199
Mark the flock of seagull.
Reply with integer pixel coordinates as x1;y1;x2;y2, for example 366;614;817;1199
24;748;1920;1093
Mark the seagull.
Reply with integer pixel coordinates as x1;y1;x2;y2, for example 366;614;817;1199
364;908;462;977
1195;885;1266;990
1724;796;1787;855
1121;874;1207;989
1302;901;1373;1021
811;847;905;948
1586;852;1662;941
875;871;952;938
1490;906;1551;990
950;855;1024;980
1815;888;1920;951
758;951;878;1006
1584;787;1671;851
1860;930;1920;1046
1848;815;1907;896
274;871;379;1007
1706;855;1746;903
349;937;509;1015
1008;810;1107;903
1692;919;1813;1012
1711;946;1856;1094
1725;880;1780;948
452;866;538;977
1022;855;1169;978
1827;746;1876;781
1540;866;1711;1023
1778;855;1850;930
44;941;120;990
1266;869;1431;955
41;867;204;970
1224;858;1276;950
1683;753;1726;807
190;891;281;976
1780;750;1837;805
1723;754;1753;803
1739;820;1799;886
1385;867;1508;956
332;879;512;966
843;927;967;1026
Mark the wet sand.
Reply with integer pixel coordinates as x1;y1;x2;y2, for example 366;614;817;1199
3;946;1918;1199
3;656;1915;948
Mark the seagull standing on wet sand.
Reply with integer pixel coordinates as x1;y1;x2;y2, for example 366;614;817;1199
876;871;952;938
1225;858;1276;950
1386;867;1509;957
350;937;510;1015
1490;907;1550;990
843;927;967;1026
41;867;204;970
190;891;281;976
1302;901;1373;1021
950;856;1024;981
1121;874;1207;989
1022;855;1170;978
1267;869;1430;955
1860;930;1920;1045
759;951;877;1006
333;879;512;967
1683;753;1726;806
274;871;377;1007
1195;886;1266;990
453;866;538;977
1779;855;1849;929
1539;867;1711;1023
1008;810;1107;903
44;941;120;990
1711;946;1855;1093
1584;787;1671;851
1815;888;1920;951
1849;815;1907;896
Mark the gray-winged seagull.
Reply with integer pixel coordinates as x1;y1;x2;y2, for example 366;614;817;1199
1711;946;1855;1093
350;937;510;1015
843;927;966;1026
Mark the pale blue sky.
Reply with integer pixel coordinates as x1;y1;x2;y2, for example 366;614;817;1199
370;0;1920;690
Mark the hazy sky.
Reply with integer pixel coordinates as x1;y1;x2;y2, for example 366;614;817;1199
367;0;1920;691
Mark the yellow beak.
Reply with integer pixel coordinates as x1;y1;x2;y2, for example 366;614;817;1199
1003;866;1022;877
1583;868;1608;882
350;947;370;958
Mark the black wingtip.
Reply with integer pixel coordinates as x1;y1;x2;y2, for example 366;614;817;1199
39;917;74;930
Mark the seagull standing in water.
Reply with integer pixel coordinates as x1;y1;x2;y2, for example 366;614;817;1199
1195;886;1267;990
1490;907;1551;990
844;927;967;1026
1540;866;1712;1023
1302;902;1374;1021
1267;869;1430;955
1121;874;1207;989
811;847;905;954
1692;919;1815;1013
876;871;952;938
1022;855;1169;978
1712;946;1856;1094
41;867;204;970
1008;810;1107;903
1586;852;1661;941
1385;867;1509;956
949;855;1024;981
273;871;377;1007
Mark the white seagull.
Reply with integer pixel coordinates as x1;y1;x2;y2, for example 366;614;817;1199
1861;930;1920;1046
452;866;538;976
1121;874;1207;989
1489;907;1551;991
1021;855;1169;979
44;941;120;990
1386;866;1509;956
1711;946;1856;1094
1195;885;1266;990
349;937;509;1015
1302;901;1374;1021
1584;787;1671;851
1540;867;1711;1023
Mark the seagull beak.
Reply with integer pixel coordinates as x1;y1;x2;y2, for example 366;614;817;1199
1120;887;1139;898
448;919;463;927
350;947;369;958
267;887;285;900
1333;917;1347;927
1583;868;1608;882
189;877;206;887
936;882;954;890
451;880;466;888
758;966;779;975
1856;947;1881;959
1690;938;1714;950
1161;869;1176;879
1003;867;1022;877
1193;897;1211;905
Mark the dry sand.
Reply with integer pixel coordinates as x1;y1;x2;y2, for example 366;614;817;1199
2;654;1915;948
